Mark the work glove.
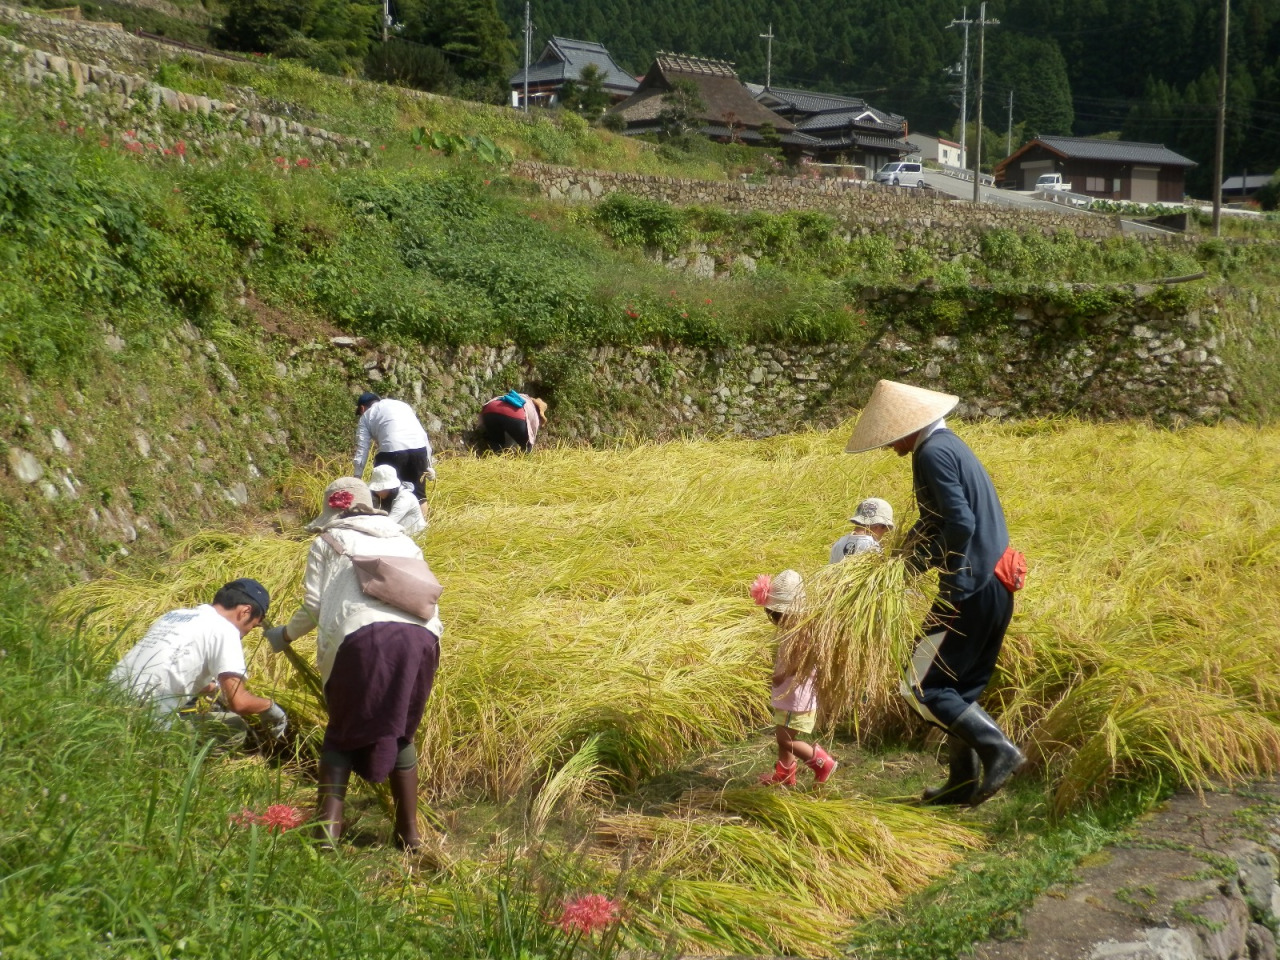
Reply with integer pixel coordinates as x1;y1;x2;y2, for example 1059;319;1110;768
262;625;290;653
425;466;438;483
256;702;289;741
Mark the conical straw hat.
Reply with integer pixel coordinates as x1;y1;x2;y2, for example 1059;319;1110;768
844;380;959;454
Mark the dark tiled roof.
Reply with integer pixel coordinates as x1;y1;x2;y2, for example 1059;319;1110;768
509;36;638;93
809;131;914;153
794;108;903;135
1035;136;1197;167
1222;174;1271;190
699;123;820;146
760;86;867;113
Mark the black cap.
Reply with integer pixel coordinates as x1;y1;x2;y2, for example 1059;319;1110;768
220;578;270;615
356;391;380;411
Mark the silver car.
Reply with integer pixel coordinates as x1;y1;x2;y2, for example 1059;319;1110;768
875;161;925;187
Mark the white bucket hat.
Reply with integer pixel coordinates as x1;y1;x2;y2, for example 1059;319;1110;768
368;464;402;494
845;380;959;454
765;569;804;614
850;497;895;529
307;477;379;531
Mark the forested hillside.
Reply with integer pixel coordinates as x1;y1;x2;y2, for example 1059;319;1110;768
498;0;1280;193
14;0;1280;190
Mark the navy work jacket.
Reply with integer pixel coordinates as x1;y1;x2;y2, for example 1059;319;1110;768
908;428;1009;601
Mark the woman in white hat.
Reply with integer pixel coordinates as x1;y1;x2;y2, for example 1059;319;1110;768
264;478;442;850
369;464;428;536
846;380;1024;807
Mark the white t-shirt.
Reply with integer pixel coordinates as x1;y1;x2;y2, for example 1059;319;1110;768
353;399;432;474
829;533;882;565
109;604;248;725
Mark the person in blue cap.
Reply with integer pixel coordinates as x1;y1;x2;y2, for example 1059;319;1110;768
109;578;288;741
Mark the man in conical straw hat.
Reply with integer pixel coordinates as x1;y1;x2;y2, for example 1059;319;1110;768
846;380;1024;806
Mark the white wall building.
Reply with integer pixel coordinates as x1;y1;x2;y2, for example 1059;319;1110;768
910;133;967;170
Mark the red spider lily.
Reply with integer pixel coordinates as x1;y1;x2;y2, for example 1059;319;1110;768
58;120;68;129
99;138;109;148
681;312;688;318
174;140;186;157
163;148;173;156
704;299;712;305
295;157;312;168
125;130;136;138
328;490;355;510
75;126;84;135
379;144;386;150
750;573;772;606
258;804;308;833
625;306;639;319
229;804;308;833
273;156;288;167
146;143;159;151
124;142;143;154
555;894;619;935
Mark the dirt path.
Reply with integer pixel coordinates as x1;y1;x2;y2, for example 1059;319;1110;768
975;785;1280;960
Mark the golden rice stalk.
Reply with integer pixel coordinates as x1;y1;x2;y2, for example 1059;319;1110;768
529;734;607;832
1028;667;1280;818
597;787;980;956
777;551;934;739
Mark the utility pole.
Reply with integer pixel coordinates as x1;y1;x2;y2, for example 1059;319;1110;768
382;0;389;43
522;0;532;113
1211;0;1229;236
947;9;972;173
1006;88;1013;156
971;2;999;203
759;23;775;90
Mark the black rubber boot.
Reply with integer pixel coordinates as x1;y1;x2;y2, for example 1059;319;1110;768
315;761;351;850
950;703;1026;807
389;766;422;852
921;736;980;806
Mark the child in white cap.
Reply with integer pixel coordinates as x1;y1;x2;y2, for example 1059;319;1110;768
750;570;838;786
829;497;895;564
368;464;428;536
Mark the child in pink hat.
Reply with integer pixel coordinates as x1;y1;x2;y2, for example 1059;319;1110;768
750;571;838;786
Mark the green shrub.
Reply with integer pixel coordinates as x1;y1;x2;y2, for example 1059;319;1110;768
592;193;690;253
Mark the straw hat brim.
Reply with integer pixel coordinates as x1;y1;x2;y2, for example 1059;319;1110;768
845;380;959;454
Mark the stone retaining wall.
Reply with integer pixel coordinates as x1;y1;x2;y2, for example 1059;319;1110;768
510;160;1193;245
281;283;1232;450
0;33;373;159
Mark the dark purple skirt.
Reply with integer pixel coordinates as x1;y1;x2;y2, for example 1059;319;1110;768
322;621;439;783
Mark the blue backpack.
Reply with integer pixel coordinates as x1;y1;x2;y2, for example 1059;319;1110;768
502;389;526;409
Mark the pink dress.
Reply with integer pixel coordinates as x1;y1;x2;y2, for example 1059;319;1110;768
771;646;818;713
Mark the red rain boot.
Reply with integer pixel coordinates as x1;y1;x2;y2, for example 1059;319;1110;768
805;746;838;784
758;761;798;786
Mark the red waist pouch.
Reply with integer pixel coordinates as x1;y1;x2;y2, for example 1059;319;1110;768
994;545;1027;592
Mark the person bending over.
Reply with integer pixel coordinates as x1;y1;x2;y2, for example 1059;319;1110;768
109;578;288;743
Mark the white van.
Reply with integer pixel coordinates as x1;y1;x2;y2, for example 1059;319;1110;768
875;161;925;187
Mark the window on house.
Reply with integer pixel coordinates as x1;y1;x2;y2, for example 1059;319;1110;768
1085;177;1107;193
1113;178;1122;193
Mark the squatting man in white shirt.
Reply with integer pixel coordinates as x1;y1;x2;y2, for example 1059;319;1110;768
352;391;436;501
109;578;288;742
